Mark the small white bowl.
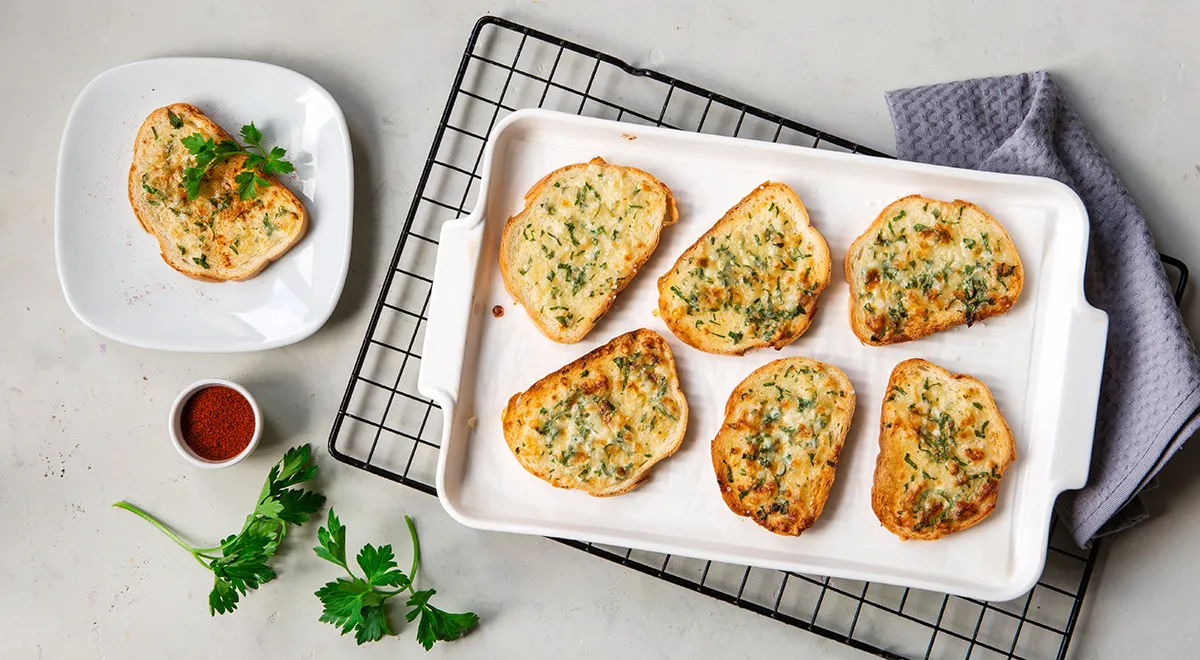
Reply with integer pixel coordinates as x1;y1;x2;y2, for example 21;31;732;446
169;379;263;468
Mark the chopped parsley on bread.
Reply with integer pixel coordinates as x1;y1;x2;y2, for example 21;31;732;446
712;357;855;535
845;195;1023;345
871;359;1015;540
499;158;678;343
128;103;307;282
501;329;688;497
658;182;831;355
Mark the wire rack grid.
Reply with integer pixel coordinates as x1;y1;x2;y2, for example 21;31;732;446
328;15;1189;660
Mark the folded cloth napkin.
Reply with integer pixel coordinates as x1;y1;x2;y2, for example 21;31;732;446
885;71;1200;547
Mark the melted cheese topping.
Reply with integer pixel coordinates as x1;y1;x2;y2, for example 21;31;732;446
661;191;824;351
133;110;302;273
508;164;665;332
715;360;851;532
848;200;1019;343
883;367;1006;534
508;332;683;492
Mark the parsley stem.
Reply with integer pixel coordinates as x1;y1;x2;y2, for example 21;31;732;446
195;157;229;181
405;515;420;594
113;501;210;567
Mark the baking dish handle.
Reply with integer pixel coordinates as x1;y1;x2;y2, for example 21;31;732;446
417;213;485;410
1048;305;1109;492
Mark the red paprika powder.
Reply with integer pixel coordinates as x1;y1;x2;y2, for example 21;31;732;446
181;386;255;461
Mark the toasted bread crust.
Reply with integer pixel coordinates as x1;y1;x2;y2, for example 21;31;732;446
499;157;677;344
658;182;831;355
128;103;308;282
844;195;1023;346
501;329;688;497
712;357;855;535
871;359;1016;541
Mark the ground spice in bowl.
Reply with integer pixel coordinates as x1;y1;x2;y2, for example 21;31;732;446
180;386;256;461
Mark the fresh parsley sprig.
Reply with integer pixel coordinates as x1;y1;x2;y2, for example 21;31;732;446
114;444;325;616
314;509;479;649
180;122;294;201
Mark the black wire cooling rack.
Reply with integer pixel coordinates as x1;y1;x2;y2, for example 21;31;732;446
328;15;1191;659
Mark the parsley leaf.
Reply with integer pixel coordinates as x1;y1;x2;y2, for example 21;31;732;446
314;509;349;569
182;167;207;201
114;445;325;616
235;169;272;200
263;146;295;175
357;543;408;588
178;120;293;200
167;107;184;129
315;576;375;631
181;133;212;156
313;510;477;648
357;604;392;644
407;589;480;651
240;122;264;146
208;530;277;614
273;487;325;525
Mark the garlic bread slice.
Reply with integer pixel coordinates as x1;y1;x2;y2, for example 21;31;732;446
502;329;688;496
712;357;855;535
658;182;831;355
128;103;307;282
499;158;678;343
845;195;1023;345
871;359;1016;540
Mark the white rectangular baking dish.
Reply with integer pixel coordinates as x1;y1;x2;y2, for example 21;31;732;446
418;108;1107;601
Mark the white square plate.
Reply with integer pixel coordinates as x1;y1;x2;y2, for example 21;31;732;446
419;110;1108;601
55;57;353;352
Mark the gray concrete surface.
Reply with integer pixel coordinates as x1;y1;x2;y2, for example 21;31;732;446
4;1;1199;658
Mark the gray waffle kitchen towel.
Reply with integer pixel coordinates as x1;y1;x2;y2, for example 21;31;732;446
886;71;1200;547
